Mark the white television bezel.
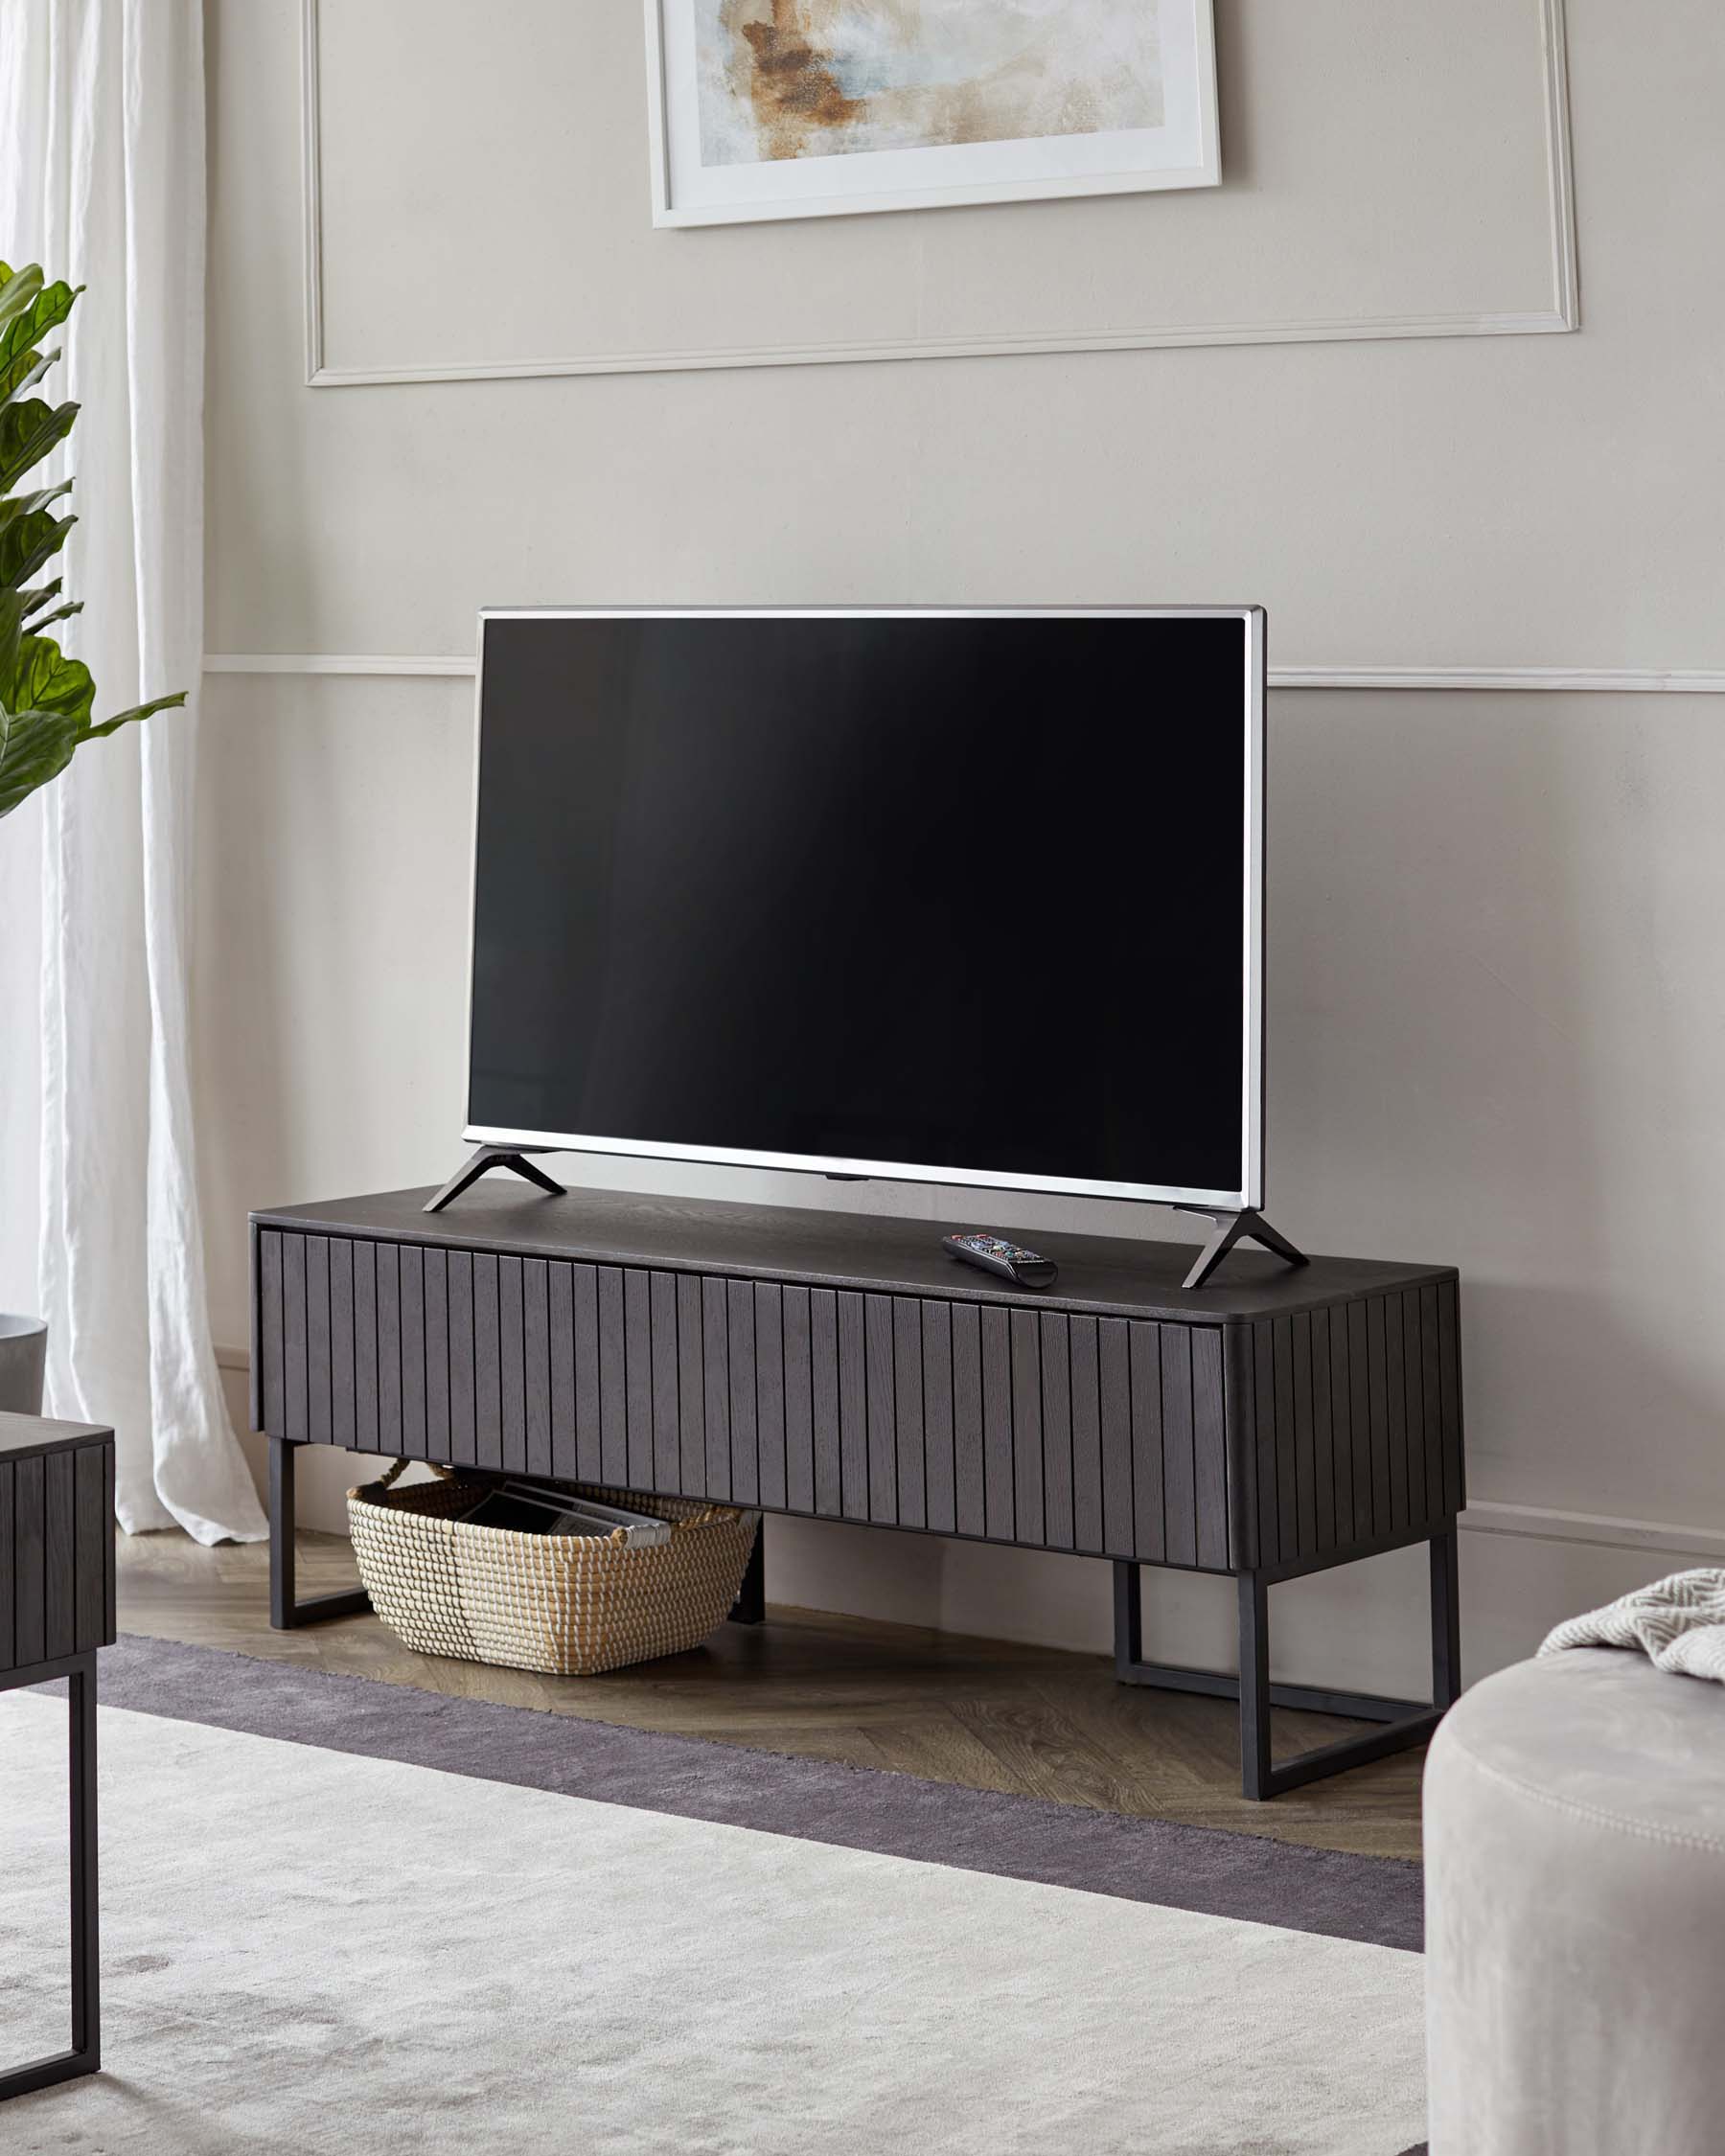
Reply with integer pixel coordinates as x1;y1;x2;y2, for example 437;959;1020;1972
462;606;1266;1215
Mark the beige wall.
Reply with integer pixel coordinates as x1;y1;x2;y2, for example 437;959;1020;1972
196;0;1725;1695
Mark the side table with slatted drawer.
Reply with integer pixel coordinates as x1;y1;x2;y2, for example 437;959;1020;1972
1;1411;115;2100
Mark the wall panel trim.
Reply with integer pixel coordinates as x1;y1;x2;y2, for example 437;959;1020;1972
299;0;1579;386
202;654;1725;695
205;654;476;677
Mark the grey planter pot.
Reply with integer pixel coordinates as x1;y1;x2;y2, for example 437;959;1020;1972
0;1315;48;1414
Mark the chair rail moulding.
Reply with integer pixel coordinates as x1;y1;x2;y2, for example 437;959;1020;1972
203;654;477;678
296;0;1578;387
200;657;1725;695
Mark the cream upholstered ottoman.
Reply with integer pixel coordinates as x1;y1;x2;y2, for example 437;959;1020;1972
1424;1647;1725;2155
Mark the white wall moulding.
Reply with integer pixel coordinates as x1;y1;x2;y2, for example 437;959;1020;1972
1460;1501;1725;1566
300;0;1577;387
203;653;477;677
202;656;1725;695
1266;667;1725;697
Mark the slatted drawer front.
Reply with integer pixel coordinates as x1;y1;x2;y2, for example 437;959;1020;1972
257;1230;1238;1567
1229;1280;1465;1572
0;1435;115;1676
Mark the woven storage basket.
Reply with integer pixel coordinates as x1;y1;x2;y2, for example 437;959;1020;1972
348;1464;760;1677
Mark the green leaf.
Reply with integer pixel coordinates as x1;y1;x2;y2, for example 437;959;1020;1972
16;576;64;620
0;649;186;820
0;396;77;491
0;704;86;819
0;477;75;534
0;263;43;333
0;507;76;589
0;588;19;703
0;278;79;401
12;632;96;724
85;689;186;739
0;348;61;416
0;697;186;819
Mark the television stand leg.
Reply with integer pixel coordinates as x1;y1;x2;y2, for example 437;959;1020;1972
729;1521;766;1625
424;1145;567;1214
1176;1207;1309;1291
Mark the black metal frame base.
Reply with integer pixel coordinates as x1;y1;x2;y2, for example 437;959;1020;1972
268;1423;1456;1801
424;1145;566;1215
1174;1206;1310;1291
728;1519;766;1625
1115;1526;1460;1800
269;1436;371;1630
1;1653;100;2102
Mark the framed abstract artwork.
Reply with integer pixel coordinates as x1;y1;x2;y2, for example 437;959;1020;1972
645;0;1220;227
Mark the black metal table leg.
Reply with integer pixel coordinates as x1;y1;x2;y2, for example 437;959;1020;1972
1;1653;101;2101
1237;1574;1273;1800
1114;1525;1461;1799
1113;1557;1144;1675
728;1518;766;1624
269;1437;371;1631
1431;1526;1462;1709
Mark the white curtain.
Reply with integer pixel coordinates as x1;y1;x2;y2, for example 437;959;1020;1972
0;0;265;1543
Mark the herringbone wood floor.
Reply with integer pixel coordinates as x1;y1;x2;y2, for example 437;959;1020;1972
116;1529;1425;1860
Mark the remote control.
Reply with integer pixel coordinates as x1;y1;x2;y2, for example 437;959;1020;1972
942;1231;1058;1289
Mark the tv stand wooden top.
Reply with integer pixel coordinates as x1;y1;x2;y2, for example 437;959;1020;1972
251;1181;1453;1327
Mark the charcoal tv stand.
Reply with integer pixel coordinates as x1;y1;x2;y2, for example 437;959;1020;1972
250;1184;1464;1800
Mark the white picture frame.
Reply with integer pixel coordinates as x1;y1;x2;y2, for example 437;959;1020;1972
644;0;1220;229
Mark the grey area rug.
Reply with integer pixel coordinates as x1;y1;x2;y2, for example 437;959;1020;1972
1;1679;1428;2154
94;1631;1424;1951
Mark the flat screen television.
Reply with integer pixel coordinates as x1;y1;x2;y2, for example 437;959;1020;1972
465;607;1264;1214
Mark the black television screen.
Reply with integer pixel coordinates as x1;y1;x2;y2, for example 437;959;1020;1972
467;608;1263;1209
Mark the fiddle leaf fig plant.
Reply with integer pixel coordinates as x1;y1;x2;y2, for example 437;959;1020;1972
0;260;185;820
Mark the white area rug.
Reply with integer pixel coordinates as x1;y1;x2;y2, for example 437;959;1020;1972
0;1695;1424;2153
